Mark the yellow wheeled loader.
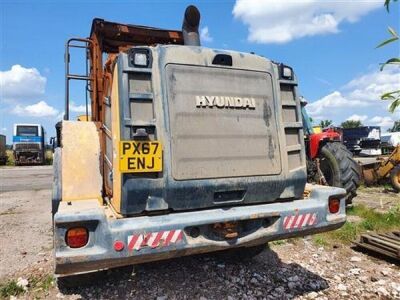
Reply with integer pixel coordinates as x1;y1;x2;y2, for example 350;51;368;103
362;146;400;192
52;5;348;286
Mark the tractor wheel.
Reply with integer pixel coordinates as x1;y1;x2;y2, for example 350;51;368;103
318;142;361;205
390;165;400;192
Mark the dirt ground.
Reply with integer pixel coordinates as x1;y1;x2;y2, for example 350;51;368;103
0;166;399;299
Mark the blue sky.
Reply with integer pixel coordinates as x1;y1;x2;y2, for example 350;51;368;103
1;0;399;142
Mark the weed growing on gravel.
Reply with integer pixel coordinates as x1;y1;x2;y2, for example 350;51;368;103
0;280;25;298
357;184;366;191
312;204;400;245
271;239;286;245
349;204;400;231
0;274;55;299
29;274;55;292
312;236;328;247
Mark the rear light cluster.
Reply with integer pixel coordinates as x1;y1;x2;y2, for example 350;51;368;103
328;198;340;214
66;227;88;248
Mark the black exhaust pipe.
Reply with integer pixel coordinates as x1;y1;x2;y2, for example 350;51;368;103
182;5;201;46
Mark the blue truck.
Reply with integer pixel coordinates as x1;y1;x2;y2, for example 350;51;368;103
13;124;45;165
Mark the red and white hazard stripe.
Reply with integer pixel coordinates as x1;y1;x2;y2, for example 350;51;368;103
127;229;184;251
283;213;317;230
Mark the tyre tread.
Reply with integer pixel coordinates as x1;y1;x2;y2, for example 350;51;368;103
320;142;361;204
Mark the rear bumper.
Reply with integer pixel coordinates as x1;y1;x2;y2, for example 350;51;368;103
54;184;346;275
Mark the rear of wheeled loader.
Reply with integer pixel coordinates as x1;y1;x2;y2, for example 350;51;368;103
52;5;347;280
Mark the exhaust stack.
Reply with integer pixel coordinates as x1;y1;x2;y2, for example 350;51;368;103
182;5;201;46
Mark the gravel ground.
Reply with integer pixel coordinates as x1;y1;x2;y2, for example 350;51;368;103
0;166;53;280
54;242;399;300
0;166;399;299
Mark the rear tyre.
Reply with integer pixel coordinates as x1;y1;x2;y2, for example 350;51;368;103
390;165;400;192
318;142;361;205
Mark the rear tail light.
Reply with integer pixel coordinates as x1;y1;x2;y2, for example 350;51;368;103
66;227;88;248
328;198;340;214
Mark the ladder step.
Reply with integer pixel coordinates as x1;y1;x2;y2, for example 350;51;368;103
129;93;153;100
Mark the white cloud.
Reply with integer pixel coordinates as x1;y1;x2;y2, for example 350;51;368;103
0;65;46;102
12;101;59;117
1;127;6;131
344;67;400;102
370;116;394;127
70;102;90;113
233;0;381;44
54;102;91;121
347;114;368;122
306;91;367;117
200;26;213;43
307;66;400;120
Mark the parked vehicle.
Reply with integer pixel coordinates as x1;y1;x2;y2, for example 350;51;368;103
381;132;400;155
0;134;7;165
52;6;347;285
301;105;361;204
362;145;400;192
13;124;45;165
342;126;381;156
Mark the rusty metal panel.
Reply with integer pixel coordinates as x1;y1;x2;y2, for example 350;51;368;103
90;18;183;54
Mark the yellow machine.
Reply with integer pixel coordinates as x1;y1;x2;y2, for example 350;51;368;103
362;146;400;192
77;115;89;121
312;125;322;134
52;6;348;284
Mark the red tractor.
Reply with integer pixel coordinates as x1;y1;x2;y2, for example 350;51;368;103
301;104;361;204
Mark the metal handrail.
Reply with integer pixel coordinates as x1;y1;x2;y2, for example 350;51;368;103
64;38;93;120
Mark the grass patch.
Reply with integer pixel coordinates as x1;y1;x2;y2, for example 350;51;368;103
0;274;55;299
357;184;366;191
29;274;55;293
271;240;286;246
312;235;328;247
0;280;25;298
44;150;53;165
5;150;14;166
312;204;400;246
0;208;21;216
382;182;396;191
271;238;302;246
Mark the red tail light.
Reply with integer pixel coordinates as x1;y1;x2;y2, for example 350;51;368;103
66;227;88;248
328;198;340;214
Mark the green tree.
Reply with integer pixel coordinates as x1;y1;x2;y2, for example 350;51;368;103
341;120;363;129
388;120;400;132
377;0;400;112
319;120;333;128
